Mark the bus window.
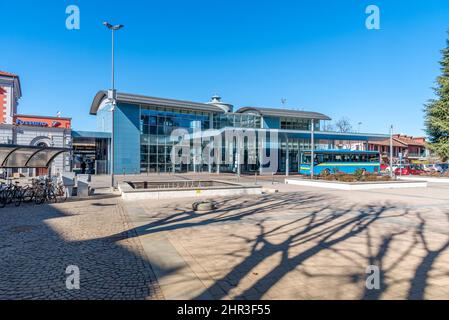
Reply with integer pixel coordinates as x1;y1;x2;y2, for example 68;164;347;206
322;153;332;163
302;154;311;164
335;155;342;162
369;154;379;162
351;154;360;162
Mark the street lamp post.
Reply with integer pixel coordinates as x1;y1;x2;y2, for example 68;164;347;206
311;119;315;180
103;22;124;189
390;125;394;179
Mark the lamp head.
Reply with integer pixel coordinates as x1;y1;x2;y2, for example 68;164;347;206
103;22;124;30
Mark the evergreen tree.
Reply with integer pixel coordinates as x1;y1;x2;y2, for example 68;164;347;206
425;32;449;161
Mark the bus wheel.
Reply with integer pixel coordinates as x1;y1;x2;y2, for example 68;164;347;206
321;169;330;175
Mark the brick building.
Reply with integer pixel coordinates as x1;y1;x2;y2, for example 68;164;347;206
0;71;21;124
0;71;72;176
367;134;427;163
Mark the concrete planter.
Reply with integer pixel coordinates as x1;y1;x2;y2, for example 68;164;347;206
398;176;449;184
118;180;262;201
285;178;427;190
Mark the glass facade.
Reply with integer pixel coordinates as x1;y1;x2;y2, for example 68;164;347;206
213;113;261;129
278;138;334;172
135;103;362;174
280;117;320;131
139;105;212;173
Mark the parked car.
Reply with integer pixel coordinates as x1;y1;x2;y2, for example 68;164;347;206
394;166;412;176
394;165;425;176
422;164;443;173
381;163;402;174
409;164;425;175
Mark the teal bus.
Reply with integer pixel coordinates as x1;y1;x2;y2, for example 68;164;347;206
299;150;381;175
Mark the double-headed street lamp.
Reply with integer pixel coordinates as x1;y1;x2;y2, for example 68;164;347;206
103;22;124;188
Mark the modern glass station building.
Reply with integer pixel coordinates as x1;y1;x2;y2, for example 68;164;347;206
90;91;389;175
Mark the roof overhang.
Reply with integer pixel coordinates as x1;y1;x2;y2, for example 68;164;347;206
236;107;331;121
0;144;70;169
368;138;408;147
0;73;22;99
72;130;111;139
90;91;225;115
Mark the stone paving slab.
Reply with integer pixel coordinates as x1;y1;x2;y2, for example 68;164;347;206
124;202;214;300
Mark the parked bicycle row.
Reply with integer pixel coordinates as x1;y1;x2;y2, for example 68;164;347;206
0;177;67;208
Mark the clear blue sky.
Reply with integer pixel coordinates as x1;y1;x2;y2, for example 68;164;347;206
1;0;449;136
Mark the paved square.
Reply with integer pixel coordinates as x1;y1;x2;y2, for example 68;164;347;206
2;174;449;300
123;177;449;300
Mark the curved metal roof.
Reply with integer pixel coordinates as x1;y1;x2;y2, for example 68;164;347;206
0;144;70;168
236;107;331;121
90;91;226;115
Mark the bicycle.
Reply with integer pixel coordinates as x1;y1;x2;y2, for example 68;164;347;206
0;182;8;208
34;178;59;205
0;181;25;207
53;179;67;202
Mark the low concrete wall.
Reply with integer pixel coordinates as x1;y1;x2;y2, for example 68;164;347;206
118;181;262;201
399;176;449;184
285;178;427;190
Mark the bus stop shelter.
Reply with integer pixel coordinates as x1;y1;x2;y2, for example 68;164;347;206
0;144;70;170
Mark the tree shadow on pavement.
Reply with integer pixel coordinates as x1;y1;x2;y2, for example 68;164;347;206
193;202;404;300
118;191;449;300
407;212;449;300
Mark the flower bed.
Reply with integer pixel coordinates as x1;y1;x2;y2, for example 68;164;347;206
313;169;391;183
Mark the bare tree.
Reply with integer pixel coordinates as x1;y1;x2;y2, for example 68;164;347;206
322;122;335;132
335;117;353;133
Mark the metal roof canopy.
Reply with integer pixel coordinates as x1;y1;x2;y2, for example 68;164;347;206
236;107;332;121
0;144;70;168
90;91;225;115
